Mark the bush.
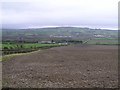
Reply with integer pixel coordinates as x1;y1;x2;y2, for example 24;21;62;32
9;47;13;50
3;47;9;50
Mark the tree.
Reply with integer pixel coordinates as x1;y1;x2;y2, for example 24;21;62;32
51;40;54;43
20;45;23;48
9;47;13;50
3;47;8;50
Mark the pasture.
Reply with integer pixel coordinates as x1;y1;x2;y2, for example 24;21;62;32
1;43;63;55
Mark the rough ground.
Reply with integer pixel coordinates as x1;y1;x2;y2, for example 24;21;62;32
2;45;118;88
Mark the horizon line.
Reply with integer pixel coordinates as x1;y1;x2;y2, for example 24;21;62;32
2;25;118;30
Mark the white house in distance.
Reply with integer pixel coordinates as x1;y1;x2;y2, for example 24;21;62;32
39;41;52;44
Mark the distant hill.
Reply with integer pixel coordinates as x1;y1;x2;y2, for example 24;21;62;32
2;27;118;41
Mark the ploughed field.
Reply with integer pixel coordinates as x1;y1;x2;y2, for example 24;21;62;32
2;45;118;88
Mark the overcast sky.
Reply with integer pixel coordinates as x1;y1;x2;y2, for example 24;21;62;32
1;0;119;29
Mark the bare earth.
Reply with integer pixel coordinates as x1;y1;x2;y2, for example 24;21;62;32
2;45;118;88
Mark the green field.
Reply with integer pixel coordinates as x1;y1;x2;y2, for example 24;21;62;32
2;43;61;49
86;38;118;45
1;43;63;55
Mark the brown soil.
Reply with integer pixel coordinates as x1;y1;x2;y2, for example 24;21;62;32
2;45;118;88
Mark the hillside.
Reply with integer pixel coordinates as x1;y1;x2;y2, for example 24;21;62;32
2;27;118;42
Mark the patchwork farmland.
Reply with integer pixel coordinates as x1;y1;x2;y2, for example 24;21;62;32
2;27;118;88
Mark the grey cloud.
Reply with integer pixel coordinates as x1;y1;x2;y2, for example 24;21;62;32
1;0;118;29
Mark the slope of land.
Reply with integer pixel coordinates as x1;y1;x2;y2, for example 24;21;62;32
2;27;118;42
2;45;118;88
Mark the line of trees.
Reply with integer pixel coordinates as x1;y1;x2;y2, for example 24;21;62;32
2;40;38;44
3;39;83;44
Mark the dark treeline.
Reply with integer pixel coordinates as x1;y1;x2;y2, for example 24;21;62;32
52;40;83;44
2;40;38;44
2;39;83;44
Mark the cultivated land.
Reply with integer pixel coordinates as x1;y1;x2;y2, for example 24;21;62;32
2;45;118;88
